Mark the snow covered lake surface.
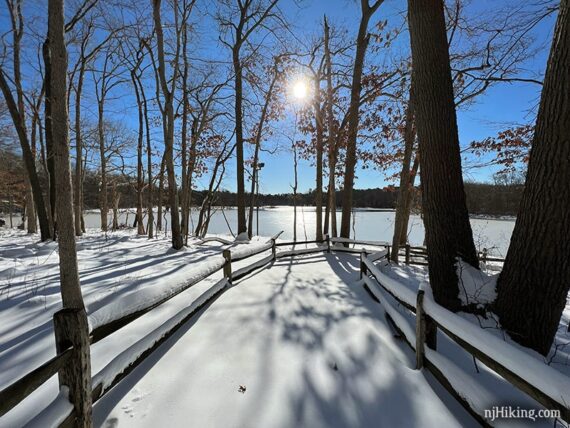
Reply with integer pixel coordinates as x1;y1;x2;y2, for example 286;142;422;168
0;229;568;427
82;205;516;256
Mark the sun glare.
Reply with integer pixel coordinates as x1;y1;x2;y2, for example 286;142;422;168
292;80;308;100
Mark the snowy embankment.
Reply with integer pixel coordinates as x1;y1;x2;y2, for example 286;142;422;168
0;229;270;426
364;257;570;427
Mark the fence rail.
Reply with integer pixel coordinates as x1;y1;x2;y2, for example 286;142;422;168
361;252;570;425
0;232;511;427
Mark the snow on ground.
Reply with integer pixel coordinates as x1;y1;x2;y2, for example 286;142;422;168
0;228;269;426
93;253;474;428
1;229;476;427
1;227;569;427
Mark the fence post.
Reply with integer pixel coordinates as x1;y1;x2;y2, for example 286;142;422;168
360;250;367;280
271;238;276;260
405;244;411;265
415;289;426;369
326;234;331;253
53;308;92;427
223;249;232;282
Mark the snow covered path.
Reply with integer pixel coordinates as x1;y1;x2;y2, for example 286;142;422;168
93;253;475;428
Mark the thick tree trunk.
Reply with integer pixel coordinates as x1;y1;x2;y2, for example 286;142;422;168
495;1;570;356
340;0;382;239
408;0;478;311
48;1;92;423
391;92;415;262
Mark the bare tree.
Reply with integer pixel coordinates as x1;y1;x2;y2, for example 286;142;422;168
0;0;52;240
69;17;112;236
339;0;384;240
151;0;193;249
92;45;123;232
217;0;283;237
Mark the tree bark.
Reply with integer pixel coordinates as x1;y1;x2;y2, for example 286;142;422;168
131;66;145;236
408;0;478;311
399;154;419;245
0;72;51;241
156;154;166;233
43;40;57;237
495;0;570;356
74;61;86;236
340;0;384;240
313;80;324;242
233;46;247;236
48;9;93;422
97;97;107;232
152;0;183;249
324;17;338;238
391;90;415;262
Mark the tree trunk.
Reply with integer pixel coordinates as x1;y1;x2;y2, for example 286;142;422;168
47;1;92;422
313;89;324;242
233;47;247;236
43;40;57;237
391;91;415;262
399;154;419;245
0;72;52;241
180;24;190;242
97;99;108;232
324;17;337;238
408;0;478;311
152;0;183;250
157;156;165;233
139;73;153;239
495;0;570;356
292;141;298;242
112;181;120;231
74;63;85;236
131;69;145;235
340;0;383;240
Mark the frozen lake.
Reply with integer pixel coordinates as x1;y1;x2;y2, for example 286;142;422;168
84;206;515;257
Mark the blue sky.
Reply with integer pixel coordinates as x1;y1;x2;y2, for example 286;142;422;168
1;0;555;195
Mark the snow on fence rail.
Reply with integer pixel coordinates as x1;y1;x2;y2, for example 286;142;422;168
360;252;570;425
0;233;507;426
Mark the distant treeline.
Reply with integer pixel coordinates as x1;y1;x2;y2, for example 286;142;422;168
83;178;522;217
1;155;522;216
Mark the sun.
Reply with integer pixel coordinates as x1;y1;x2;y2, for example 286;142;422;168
292;80;308;100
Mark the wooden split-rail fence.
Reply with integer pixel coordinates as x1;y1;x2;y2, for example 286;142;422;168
0;234;530;428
